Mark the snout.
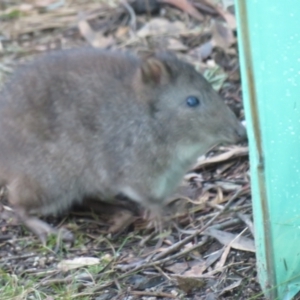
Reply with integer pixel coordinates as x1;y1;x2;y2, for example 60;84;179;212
234;121;247;142
220;120;247;145
209;119;247;149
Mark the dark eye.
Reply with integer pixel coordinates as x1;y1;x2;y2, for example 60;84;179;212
186;96;200;107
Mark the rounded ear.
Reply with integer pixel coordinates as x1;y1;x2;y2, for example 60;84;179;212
139;57;171;85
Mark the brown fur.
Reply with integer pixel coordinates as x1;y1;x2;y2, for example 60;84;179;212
0;48;246;241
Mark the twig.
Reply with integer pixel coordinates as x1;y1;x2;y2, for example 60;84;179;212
236;212;255;237
39;275;75;286
0;253;37;262
130;290;177;298
117;235;209;274
116;189;243;274
153;188;243;260
154;265;172;281
121;0;136;31
0;234;13;241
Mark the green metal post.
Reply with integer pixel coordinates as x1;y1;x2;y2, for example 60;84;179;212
235;1;300;299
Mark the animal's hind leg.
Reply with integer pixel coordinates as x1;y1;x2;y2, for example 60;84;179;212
15;208;74;244
8;175;73;244
15;208;57;244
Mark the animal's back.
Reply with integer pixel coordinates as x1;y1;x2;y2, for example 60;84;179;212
0;49;151;214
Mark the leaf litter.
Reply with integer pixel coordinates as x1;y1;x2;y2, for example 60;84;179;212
0;0;263;299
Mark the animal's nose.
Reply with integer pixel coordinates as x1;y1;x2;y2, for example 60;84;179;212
235;122;247;142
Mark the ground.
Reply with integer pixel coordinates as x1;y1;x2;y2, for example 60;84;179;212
0;1;263;299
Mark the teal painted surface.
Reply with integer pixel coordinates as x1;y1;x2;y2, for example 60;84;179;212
235;1;300;299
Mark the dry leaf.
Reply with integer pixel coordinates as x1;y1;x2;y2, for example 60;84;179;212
217;228;249;269
182;262;207;277
191;0;217;14
19;4;35;12
78;18;114;48
167;38;188;51
191;40;214;60
137;18;186;38
211;20;235;49
160;0;204;21
184;172;203;181
214;181;243;191
237;213;255;236
195;146;248;169
201;293;218;300
169;255;221;278
165;262;189;274
221;0;235;10
203;66;228;91
115;26;130;39
130;0;161;14
219;279;242;295
215;3;236;29
216;243;231;268
176;276;206;293
34;0;65;10
210;186;224;205
204;228;255;252
57;257;100;272
193;0;236;29
204;249;223;268
108;209;135;233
